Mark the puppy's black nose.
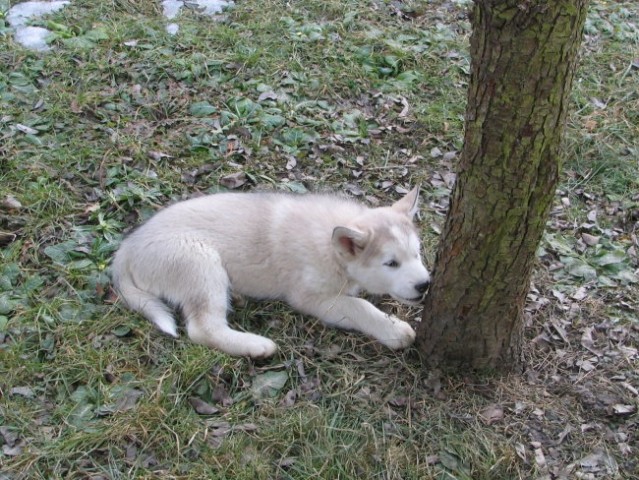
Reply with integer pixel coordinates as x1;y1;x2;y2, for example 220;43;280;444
415;280;431;294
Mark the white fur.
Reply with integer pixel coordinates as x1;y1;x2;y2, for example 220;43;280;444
110;187;430;358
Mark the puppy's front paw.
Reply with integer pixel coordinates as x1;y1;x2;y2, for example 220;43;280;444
244;336;278;359
380;317;416;350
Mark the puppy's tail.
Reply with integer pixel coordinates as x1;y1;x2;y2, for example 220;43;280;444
111;263;178;338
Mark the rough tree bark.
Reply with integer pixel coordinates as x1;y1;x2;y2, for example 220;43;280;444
416;0;590;372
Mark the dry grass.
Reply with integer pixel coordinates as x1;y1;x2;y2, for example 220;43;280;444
1;0;638;478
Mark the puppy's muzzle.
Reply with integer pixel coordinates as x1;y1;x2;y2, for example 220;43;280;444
415;280;430;295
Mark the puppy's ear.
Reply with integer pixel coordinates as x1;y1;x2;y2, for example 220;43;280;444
391;185;420;220
332;226;369;257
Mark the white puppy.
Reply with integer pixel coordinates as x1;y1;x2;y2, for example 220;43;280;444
111;187;430;358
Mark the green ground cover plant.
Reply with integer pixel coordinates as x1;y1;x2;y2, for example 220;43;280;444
1;0;637;478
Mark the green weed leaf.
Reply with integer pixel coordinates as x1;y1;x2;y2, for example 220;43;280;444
44;240;78;265
591;249;626;266
251;371;288;399
0;294;17;315
560;256;598;280
189;101;217;117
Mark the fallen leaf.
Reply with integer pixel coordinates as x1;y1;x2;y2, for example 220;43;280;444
531;442;547;471
398;96;409;117
189;397;220;415
147;151;172;161
2;443;23;456
515;443;527;462
300;375;321;402
0;427;18;447
388;396;414;408
571;286;588;301
584;118;598;131
278;457;296;468
15;123;38;135
618;442;632;456
581;233;600;246
580;327;602;356
438;450;469;476
258;91;278;102
236;423;258;432
621;382;638;396
479;404;504;425
114;388;144;412
0;232;17;248
425;454;439;465
576;359;596;372
612;404;636;416
219;172;248;189
578;449;618;474
551;289;566;303
443;172;456;188
125;441;138;461
280;389;297;407
323;343;342;359
423;371;443;399
345;184;365;196
442;151;457;162
285;156;297;170
550;319;570;343
211;385;233;407
207;421;231;437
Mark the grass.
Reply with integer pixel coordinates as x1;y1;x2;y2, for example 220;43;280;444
1;0;638;478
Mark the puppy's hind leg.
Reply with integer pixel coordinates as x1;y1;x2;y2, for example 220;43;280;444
182;247;277;359
116;272;178;338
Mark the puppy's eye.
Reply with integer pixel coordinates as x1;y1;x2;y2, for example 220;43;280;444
384;260;400;268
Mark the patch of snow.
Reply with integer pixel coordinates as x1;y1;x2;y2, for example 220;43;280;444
14;26;53;51
161;0;232;35
194;0;231;15
7;1;70;27
7;1;70;51
166;23;180;35
162;0;183;20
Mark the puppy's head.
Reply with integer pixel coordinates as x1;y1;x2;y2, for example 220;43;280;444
332;187;431;304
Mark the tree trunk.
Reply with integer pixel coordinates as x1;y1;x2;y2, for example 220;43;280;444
416;0;589;372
